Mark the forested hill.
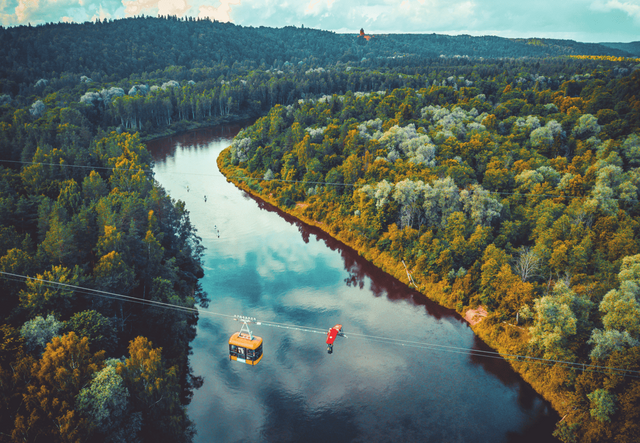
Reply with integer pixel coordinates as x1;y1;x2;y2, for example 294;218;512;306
0;16;633;89
599;41;640;57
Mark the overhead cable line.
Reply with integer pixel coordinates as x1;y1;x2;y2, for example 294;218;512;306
0;158;229;178
346;331;640;378
0;159;155;174
2;270;639;379
0;270;234;320
0;158;616;200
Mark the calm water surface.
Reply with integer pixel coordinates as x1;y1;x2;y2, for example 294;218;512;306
147;124;559;443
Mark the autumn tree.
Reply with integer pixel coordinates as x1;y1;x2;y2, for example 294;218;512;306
18;265;85;319
12;332;104;443
117;337;194;442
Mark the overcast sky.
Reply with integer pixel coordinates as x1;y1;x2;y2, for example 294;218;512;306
1;0;639;43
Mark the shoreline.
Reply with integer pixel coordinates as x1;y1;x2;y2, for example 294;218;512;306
216;145;566;420
216;146;475;325
139;113;256;143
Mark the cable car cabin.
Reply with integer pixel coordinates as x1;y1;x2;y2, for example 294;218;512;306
229;332;263;365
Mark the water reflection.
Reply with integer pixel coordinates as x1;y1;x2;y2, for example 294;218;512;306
147;123;560;443
243;190;459;322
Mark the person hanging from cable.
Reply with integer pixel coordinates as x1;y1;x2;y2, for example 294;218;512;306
326;324;345;354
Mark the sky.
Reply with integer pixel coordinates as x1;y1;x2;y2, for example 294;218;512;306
1;0;639;43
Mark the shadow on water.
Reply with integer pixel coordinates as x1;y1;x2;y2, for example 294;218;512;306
146;119;257;160
469;335;560;441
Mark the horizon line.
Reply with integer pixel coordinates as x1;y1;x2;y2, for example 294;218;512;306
2;17;638;45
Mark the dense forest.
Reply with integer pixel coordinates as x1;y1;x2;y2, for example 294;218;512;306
219;64;640;441
0;117;207;441
1;15;640;443
0;14;637;92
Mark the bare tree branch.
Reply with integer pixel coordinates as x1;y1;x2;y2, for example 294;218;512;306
513;247;541;282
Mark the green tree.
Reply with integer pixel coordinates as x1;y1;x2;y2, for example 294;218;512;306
479;244;510;308
18;265;84;318
39;213;78;265
93;251;136;294
572;113;601;139
76;361;141;443
117;336;194;441
82;171;109;202
65;310;117;353
529;281;592;360
588;389;617;423
57;179;82;215
588;329;639;361
392;178;426;229
422;176;461;228
599;254;640;337
20;314;62;354
0;248;36;313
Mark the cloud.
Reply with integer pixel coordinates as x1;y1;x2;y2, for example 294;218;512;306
2;0;123;26
305;0;320;14
15;0;39;23
198;0;240;22
90;3;111;20
230;0;481;32
591;0;640;21
123;0;191;16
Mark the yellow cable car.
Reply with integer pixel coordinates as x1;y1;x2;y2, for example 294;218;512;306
229;316;263;365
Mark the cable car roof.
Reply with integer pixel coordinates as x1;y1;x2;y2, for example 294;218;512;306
229;332;262;349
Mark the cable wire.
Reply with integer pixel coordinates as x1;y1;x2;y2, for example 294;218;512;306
0;159;155;174
0;158;618;200
0;271;235;320
2;270;639;378
0;157;634;375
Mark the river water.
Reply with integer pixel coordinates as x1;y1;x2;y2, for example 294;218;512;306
146;123;559;443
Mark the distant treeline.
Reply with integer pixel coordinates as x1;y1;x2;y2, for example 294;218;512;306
2;46;637;147
0;15;635;94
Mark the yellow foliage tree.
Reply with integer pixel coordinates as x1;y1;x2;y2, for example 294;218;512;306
12;332;103;443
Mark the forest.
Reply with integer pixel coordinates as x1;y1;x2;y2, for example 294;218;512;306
0;15;635;92
219;63;640;441
0;15;639;443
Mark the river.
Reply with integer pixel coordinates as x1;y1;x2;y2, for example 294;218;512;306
146;122;559;443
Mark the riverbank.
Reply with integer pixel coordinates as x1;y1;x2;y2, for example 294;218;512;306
139;113;254;143
217;146;570;423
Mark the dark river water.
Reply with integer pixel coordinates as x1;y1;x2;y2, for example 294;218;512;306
146;123;559;443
